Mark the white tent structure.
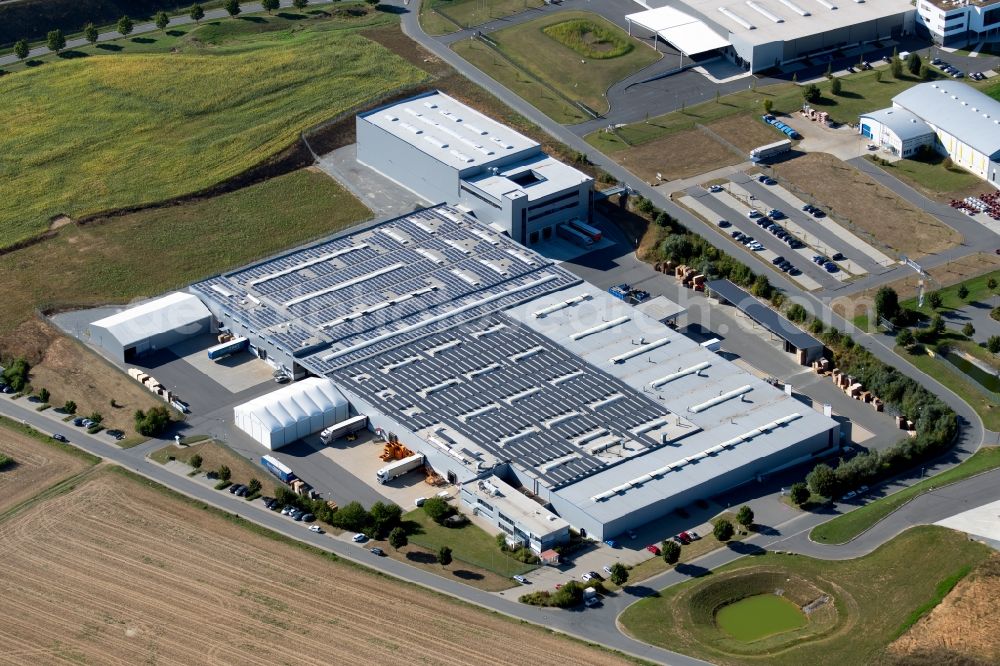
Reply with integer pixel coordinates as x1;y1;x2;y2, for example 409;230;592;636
625;6;730;56
234;377;350;450
89;292;212;363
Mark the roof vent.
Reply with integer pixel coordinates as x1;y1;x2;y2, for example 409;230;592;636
985;114;991;119
972;107;979;112
952;95;958;99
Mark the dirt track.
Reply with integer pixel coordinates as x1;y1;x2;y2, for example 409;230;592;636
0;471;631;665
0;428;90;514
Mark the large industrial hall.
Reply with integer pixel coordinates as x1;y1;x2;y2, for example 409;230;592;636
190;203;838;539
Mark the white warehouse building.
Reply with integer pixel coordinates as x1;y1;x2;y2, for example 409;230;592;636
88;291;213;363
861;81;1000;186
626;0;916;74
234;377;350;450
356;91;593;246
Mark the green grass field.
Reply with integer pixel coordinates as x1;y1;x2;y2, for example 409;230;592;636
0;168;370;335
0;12;424;249
403;508;537;577
420;0;544;36
586;68;937;152
620;526;991;665
453;11;659;120
542;18;633;59
898;347;1000;431
869;153;981;199
715;594;806;641
810;447;1000;544
900;269;1000;317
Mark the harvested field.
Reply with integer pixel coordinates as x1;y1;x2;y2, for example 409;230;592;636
0;425;94;514
771;153;961;259
150;440;263;488
0;469;632;665
885;553;1000;665
707;113;784;152
615;128;740;183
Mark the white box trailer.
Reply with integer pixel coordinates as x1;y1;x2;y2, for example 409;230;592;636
376;453;425;484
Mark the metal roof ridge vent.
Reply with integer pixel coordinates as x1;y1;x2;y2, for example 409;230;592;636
465;362;502;380
631;417;670;436
468;227;501;246
380;355;422;373
544;411;580;429
588;392;626;410
587;437;622;456
415;248;446;265
490;136;514;149
745;0;784;23
718;6;756;29
503;386;542;405
449;149;474;163
412;218;436;233
253;241;373;282
471;322;506;338
426;339;462;356
450;268;481;287
418;377;462;398
539;452;581;473
549;369;585;386
510;345;545;362
572;428;609;447
283;262;405;307
610;337;670;364
210;284;235;298
533;293;590;318
458;402;501;422
688;384;753;413
464;122;487;135
320;274;559;362
814;0;836;9
591;489;617;502
423;134;448;149
444;238;473;255
498;427;537;447
777;0;810;15
405;107;422;116
478;259;509;277
570;315;631;341
422;101;438;109
650;361;712;388
383;114;399;122
504;248;539;267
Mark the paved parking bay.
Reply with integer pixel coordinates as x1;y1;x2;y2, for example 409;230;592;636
936;498;1000;549
738;176;896;270
684;189;839;290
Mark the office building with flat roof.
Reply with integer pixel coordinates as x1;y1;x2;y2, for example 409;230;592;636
356;91;593;246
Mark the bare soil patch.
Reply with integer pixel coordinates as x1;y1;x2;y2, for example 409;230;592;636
885;553;1000;665
4;319;162;436
150;440;264;488
771;153;961;259
48;215;73;231
616;129;740;183
0;426;91;514
707;114;783;152
0;471;631;665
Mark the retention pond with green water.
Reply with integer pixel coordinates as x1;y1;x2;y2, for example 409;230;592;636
715;594;807;642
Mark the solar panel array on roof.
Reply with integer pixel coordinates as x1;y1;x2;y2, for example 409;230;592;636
191;206;578;364
330;314;691;488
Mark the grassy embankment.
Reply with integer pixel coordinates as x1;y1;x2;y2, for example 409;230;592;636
621;526;991;666
452;11;659;124
0;9;425;249
810;447;1000;544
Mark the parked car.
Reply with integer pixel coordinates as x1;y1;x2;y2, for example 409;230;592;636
717;219;731;228
772;255;785;265
292;511;305;521
52;433;68;442
842;490;858;500
603;565;614;575
709;184;724;193
235;486;248;497
414;497;427;507
370;547;385;556
352;533;368;543
832;252;845;261
768;209;785;219
72;417;85;427
584;596;601;608
301;513;315;522
824;262;839;273
513;575;528;584
581;571;602;582
228;484;243;494
646;544;661;556
764;178;777;186
677;532;692;544
309;525;324;534
604;539;619;548
748;210;762;219
688;531;701;540
789;267;802;276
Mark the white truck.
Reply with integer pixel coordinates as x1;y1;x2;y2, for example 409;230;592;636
319;415;368;444
376;453;425;484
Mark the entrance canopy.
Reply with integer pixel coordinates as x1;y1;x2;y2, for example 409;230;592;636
625;6;730;56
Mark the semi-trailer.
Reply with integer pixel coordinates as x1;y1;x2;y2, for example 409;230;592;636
319;415;369;444
261;454;296;484
568;219;602;242
556;223;594;248
207;336;249;361
376;453;425;484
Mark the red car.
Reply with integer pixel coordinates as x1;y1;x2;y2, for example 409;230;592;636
678;532;693;544
645;544;661;556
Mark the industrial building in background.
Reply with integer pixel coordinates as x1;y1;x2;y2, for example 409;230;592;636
88;292;213;363
625;0;916;73
191;203;838;543
916;0;1000;48
356;91;593;246
862;80;1000;186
